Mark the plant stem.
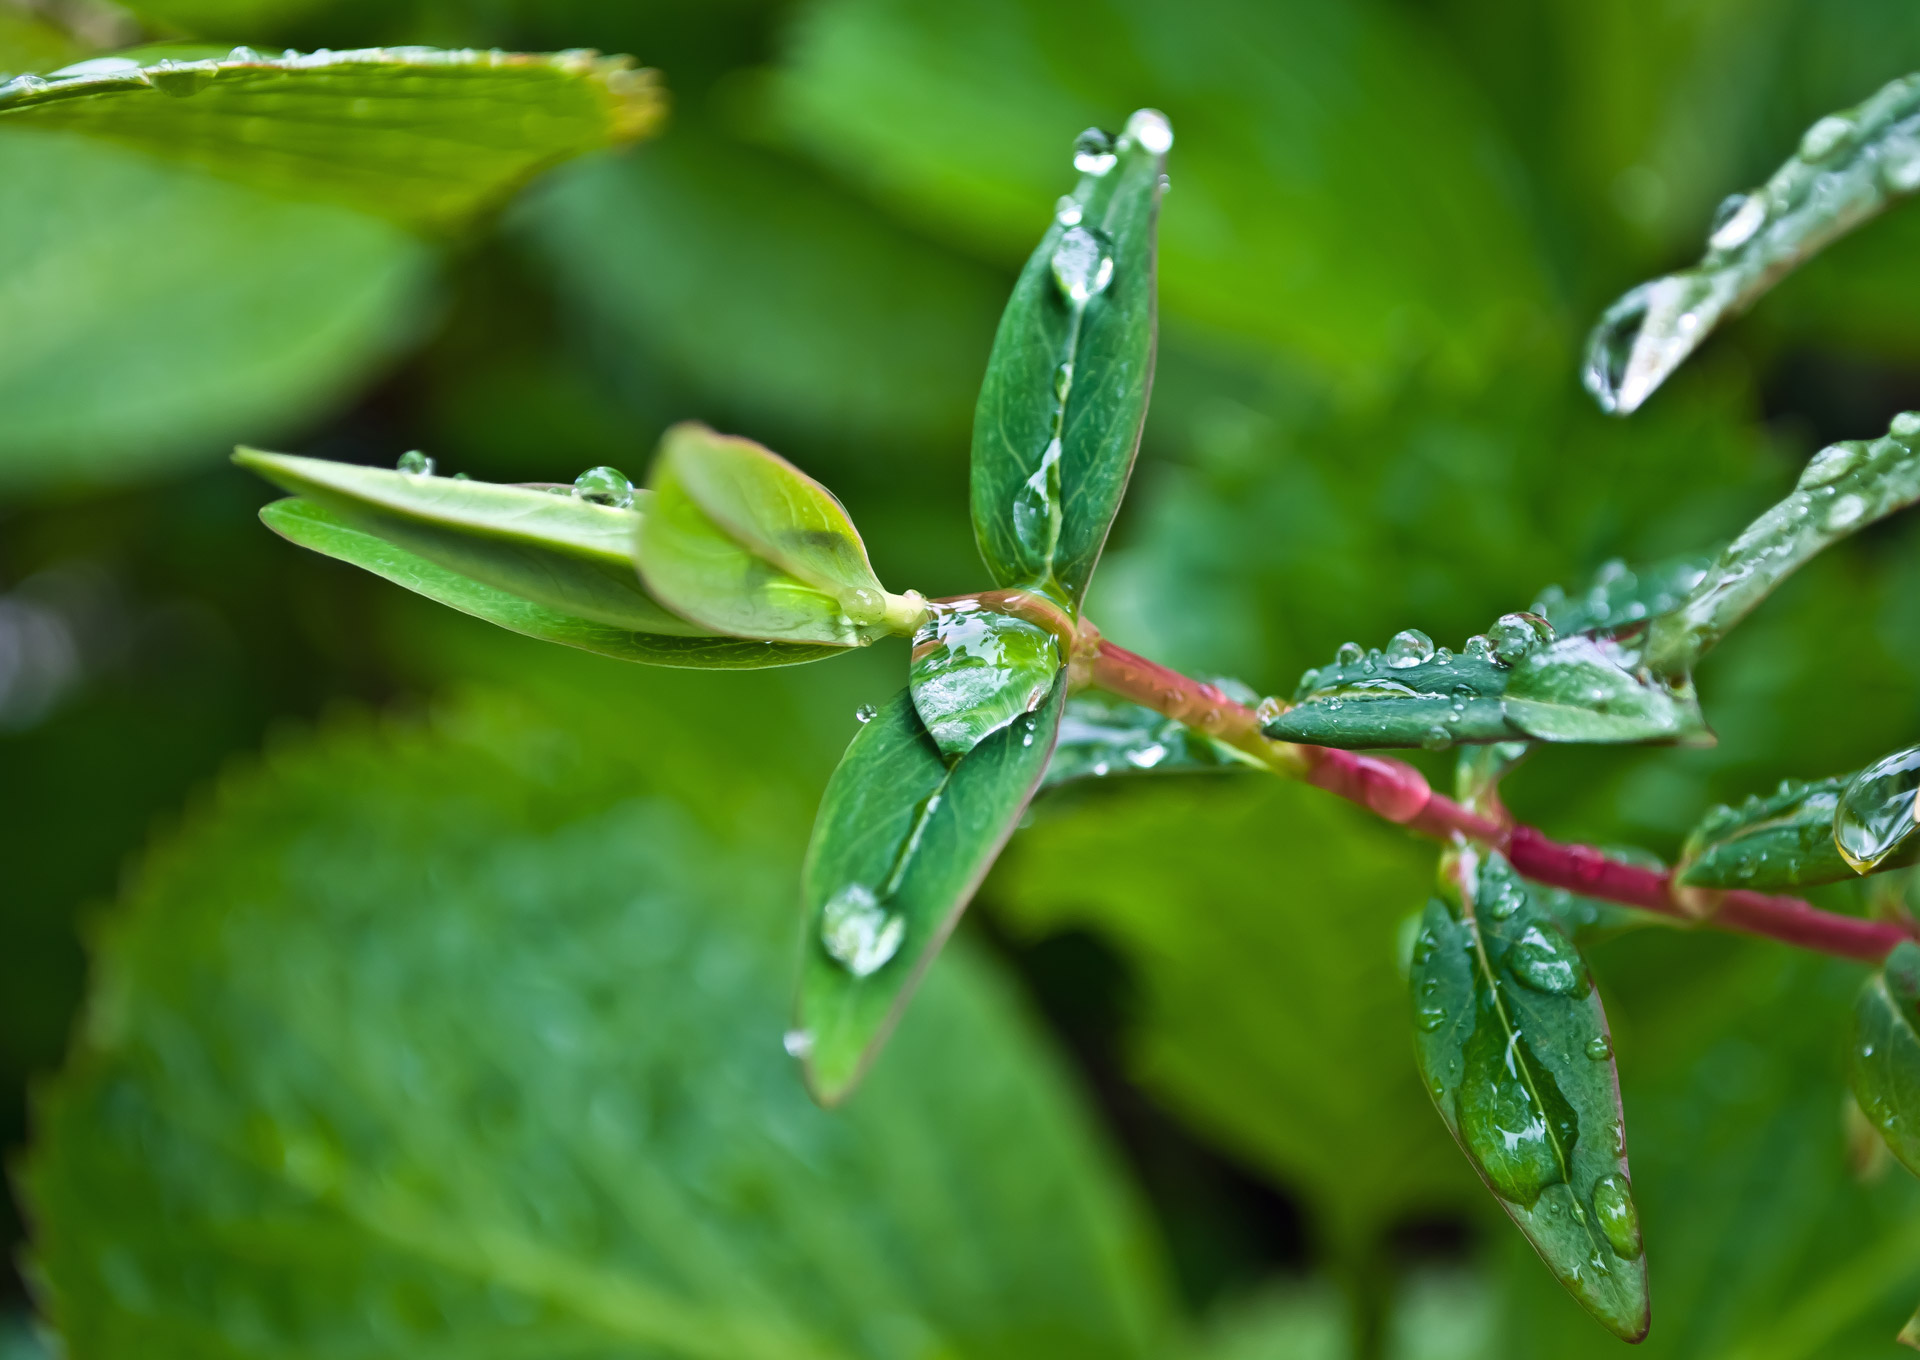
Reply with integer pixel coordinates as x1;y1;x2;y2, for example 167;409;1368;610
1085;638;1914;964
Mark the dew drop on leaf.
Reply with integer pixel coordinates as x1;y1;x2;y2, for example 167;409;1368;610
1335;641;1364;666
1797;442;1861;488
1707;191;1766;251
396;449;434;477
1385;628;1436;668
782;1028;814;1059
820;884;905;977
1123;107;1174;156
1586;1035;1613;1061
1459;1017;1577;1207
1799;114;1856;161
1051;226;1115;307
572;465;634;507
1488;612;1555;666
1507;923;1591;995
1592;1174;1643;1260
1072;127;1116;175
1835;745;1920;872
854;704;877;725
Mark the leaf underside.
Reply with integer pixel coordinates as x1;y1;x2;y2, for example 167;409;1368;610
798;680;1066;1104
1040;693;1251;789
1410;845;1648;1340
0;46;664;230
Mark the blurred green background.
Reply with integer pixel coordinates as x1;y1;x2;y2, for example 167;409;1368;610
11;0;1920;1356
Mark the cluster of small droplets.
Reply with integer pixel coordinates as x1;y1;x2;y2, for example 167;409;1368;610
572;465;634;508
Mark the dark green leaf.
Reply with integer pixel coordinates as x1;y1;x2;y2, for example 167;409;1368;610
23;695;1167;1359
1850;941;1920;1183
1677;777;1870;889
1411;846;1648;1341
797;679;1065;1105
1647;411;1920;672
1040;693;1251;789
260;499;840;669
908;601;1061;758
1530;555;1714;639
1586;71;1920;414
238;447;693;635
0;128;430;490
969;109;1164;609
638;423;907;647
0;46;663;231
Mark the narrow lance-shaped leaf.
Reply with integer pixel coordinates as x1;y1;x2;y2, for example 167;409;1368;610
1849;942;1920;1181
637;422;918;647
236;447;695;636
1409;844;1649;1340
1646;411;1920;672
795;679;1066;1104
260;498;839;670
1586;70;1920;414
971;110;1167;611
0;46;663;231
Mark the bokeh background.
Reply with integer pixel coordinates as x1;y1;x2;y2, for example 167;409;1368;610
10;1;1920;1356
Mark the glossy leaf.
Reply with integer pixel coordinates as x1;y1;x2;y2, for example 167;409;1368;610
1586;70;1920;414
908;601;1061;758
797;679;1065;1104
1040;693;1251;790
1850;941;1920;1183
637;423;900;647
23;696;1167;1359
1502;634;1706;744
1647;411;1920;672
1530;555;1714;639
1836;745;1920;875
1677;777;1868;890
1412;845;1647;1340
261;499;840;669
236;447;694;636
970;110;1165;610
0;46;663;231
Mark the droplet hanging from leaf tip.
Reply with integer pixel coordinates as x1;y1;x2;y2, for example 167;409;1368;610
1835;746;1920;872
1583;283;1653;415
572;465;633;507
1123;107;1173;156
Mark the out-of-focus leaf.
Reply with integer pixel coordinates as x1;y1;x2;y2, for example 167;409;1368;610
1585;71;1920;414
0;11;86;75
970;108;1163;609
638;423;904;647
260;499;840;669
1040;693;1250;790
238;448;692;634
1266;616;1707;750
994;778;1477;1262
1411;845;1648;1341
1647;412;1920;672
23;695;1167;1359
1530;556;1713;639
0;46;663;231
779;0;1550;386
798;680;1064;1105
1850;941;1920;1181
908;600;1061;758
0;128;430;490
1676;777;1871;890
522;130;1006;449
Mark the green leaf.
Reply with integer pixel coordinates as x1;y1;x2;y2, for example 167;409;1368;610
237;447;697;635
797;679;1065;1104
1529;555;1714;639
1850;940;1920;1181
908;601;1062;759
260;499;841;669
638;422;907;647
0;46;663;231
23;694;1167;1359
1041;693;1252;790
1677;777;1867;890
1411;845;1648;1341
969;109;1164;609
1648;411;1920;671
1585;70;1920;414
0;128;430;490
1265;617;1708;750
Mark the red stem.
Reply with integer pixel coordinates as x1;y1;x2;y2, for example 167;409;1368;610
1087;638;1914;964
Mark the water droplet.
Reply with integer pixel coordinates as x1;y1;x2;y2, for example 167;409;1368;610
854;704;877;724
1800;114;1856;162
572;465;633;507
451;472;471;480
1892;412;1920;441
1054;361;1074;401
1421;725;1453;751
1124;107;1174;156
1586;1035;1613;1061
1412;929;1439;966
1051;225;1114;307
1824;492;1868;531
1255;696;1285;725
1835;745;1920;872
820;884;904;977
227;45;263;62
1488;612;1555;666
1582;282;1653;414
841;586;886;625
1592;1174;1643;1260
1011;437;1064;562
1463;634;1496;663
1460;1019;1578;1207
1385;628;1436;668
396;450;434;477
1335;641;1364;667
1416;1004;1447;1032
782;1028;813;1059
1507;923;1591;995
1481;877;1524;921
1072;127;1116;175
1707;191;1766;251
1799;442;1861;487
1054;195;1083;226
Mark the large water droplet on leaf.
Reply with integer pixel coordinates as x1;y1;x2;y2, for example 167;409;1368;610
1010;437;1064;564
1798;442;1861;488
1835;745;1920;872
1707;192;1766;251
1586;1035;1613;1061
1583;283;1653;415
1124;107;1174;156
572;465;633;508
1489;612;1555;666
782;1028;813;1059
396;449;434;477
820;884;904;977
1507;923;1590;995
1335;641;1364;667
1592;1174;1643;1260
1799;114;1856;162
1051;226;1115;307
1072;127;1116;175
1459;1015;1578;1207
1385;628;1436;668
